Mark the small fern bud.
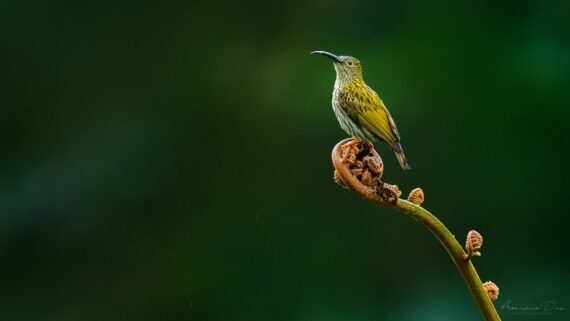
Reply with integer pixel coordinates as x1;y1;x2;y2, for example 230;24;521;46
407;188;424;205
482;281;499;301
376;182;400;204
464;230;483;259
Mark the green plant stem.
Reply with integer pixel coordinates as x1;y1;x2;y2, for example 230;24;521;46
332;139;501;321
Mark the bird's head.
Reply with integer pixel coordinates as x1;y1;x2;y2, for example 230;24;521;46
311;51;363;83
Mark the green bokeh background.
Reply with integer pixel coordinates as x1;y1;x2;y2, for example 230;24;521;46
2;1;569;320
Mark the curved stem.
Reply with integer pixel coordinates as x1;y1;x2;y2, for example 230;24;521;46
332;139;501;321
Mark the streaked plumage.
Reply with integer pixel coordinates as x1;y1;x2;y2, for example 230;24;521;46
312;51;411;170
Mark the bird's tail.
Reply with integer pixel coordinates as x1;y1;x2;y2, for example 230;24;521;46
392;142;411;170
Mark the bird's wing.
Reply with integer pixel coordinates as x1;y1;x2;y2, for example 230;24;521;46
341;84;401;145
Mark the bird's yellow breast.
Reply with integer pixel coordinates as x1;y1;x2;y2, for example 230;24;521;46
336;79;382;115
333;78;400;145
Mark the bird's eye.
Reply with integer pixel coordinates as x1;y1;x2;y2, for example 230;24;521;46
347;60;353;66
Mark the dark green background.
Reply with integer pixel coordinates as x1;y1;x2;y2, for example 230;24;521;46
2;1;569;320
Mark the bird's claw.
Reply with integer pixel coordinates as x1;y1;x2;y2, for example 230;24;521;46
356;141;373;158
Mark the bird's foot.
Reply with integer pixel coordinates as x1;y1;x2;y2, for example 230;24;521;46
340;140;375;162
356;141;374;158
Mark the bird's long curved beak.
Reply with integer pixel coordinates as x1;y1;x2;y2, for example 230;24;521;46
311;50;341;63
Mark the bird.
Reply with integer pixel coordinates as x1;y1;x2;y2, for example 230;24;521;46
311;50;411;170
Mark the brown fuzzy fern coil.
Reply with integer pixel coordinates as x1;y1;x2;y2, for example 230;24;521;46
333;139;402;202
